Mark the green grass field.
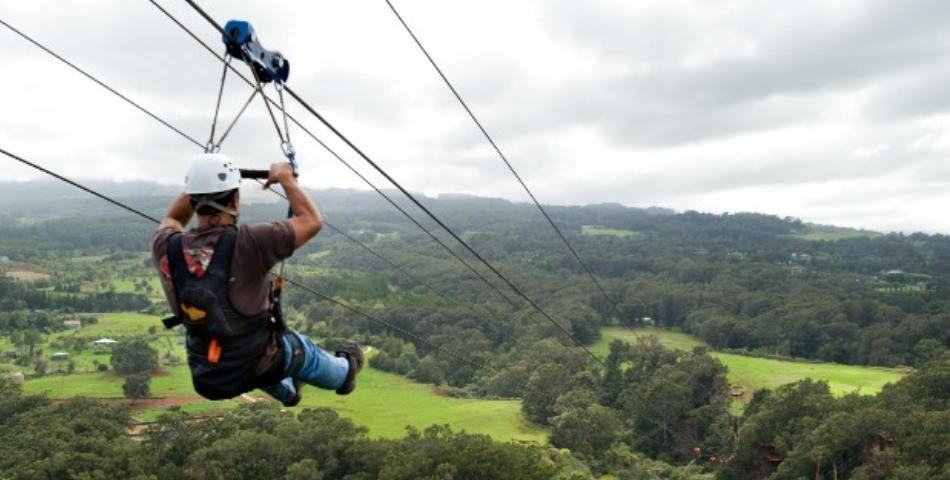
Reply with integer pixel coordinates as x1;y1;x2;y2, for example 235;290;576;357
74;312;162;337
581;225;639;238
67;254;110;264
275;368;545;441
790;229;882;241
597;327;904;397
3;313;180;376
876;285;927;293
23;360;545;442
108;276;163;295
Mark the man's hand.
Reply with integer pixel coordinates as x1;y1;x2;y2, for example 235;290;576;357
262;162;295;190
262;161;323;248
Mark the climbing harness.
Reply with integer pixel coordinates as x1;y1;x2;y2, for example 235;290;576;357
164;230;283;400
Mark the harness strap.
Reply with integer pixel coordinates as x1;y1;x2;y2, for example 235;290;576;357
163;229;238;329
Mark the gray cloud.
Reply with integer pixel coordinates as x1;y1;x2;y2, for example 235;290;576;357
2;0;950;233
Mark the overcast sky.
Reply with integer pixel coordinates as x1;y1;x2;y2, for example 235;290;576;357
1;1;949;233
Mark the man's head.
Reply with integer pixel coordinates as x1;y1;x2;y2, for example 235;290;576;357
184;153;241;221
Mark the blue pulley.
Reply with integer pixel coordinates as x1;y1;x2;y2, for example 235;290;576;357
222;20;289;84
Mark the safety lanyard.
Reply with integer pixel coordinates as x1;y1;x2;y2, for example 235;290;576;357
204;20;298;326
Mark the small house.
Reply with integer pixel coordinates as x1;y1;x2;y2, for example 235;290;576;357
871;432;896;452
883;270;907;282
730;386;745;398
63;319;82;329
51;352;70;361
760;443;783;465
92;338;118;351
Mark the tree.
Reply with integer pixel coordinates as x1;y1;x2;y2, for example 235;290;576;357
32;356;49;377
286;459;323;480
15;329;42;357
522;363;574;424
913;338;948;367
410;355;443;385
122;373;151;402
550;404;621;457
110;338;158;375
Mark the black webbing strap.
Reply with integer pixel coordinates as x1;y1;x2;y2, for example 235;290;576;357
162;233;186;329
161;229;238;330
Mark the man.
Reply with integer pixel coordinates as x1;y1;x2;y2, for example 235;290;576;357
151;153;362;406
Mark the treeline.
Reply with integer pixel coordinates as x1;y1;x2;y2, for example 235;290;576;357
722;354;950;479
293;194;950;368
2;350;947;478
0;378;709;480
613;270;950;367
3;190;950;370
0;276;149;315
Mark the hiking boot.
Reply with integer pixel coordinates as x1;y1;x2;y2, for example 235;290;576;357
283;378;304;407
334;343;364;395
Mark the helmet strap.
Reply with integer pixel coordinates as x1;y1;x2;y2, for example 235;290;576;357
195;198;239;219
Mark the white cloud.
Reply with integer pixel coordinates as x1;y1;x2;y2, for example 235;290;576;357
0;0;949;233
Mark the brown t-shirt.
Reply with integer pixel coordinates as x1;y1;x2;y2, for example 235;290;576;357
151;222;295;317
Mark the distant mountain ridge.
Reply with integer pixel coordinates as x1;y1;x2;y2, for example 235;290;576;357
0;178;881;237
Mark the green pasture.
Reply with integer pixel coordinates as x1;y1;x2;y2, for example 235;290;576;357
11;313;180;375
581;225;639;238
108;276;163;295
597;327;904;397
23;362;545;443
790;230;881;241
876;285;926;293
67;254;110;264
136;400;242;422
73;312;163;337
284;368;546;442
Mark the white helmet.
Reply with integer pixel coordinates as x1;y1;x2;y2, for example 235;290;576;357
184;153;241;195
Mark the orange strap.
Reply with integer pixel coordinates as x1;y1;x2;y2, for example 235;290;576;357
208;338;222;364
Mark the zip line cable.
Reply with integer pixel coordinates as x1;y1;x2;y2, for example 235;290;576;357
143;1;572;351
0;148;162;224
147;0;522;311
146;0;532;340
382;0;648;347
182;0;605;366
0;18;204;151
0;146;485;370
0;12;512;343
257;181;519;343
149;0;564;348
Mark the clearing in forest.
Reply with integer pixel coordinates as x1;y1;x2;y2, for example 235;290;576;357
581;225;639;238
597;327;905;398
24;356;545;443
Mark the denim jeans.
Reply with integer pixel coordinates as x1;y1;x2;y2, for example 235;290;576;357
259;329;349;404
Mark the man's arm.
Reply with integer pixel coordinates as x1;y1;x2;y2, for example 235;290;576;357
264;163;322;249
159;193;194;231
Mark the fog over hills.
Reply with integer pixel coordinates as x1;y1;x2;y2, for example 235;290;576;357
0;179;886;237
